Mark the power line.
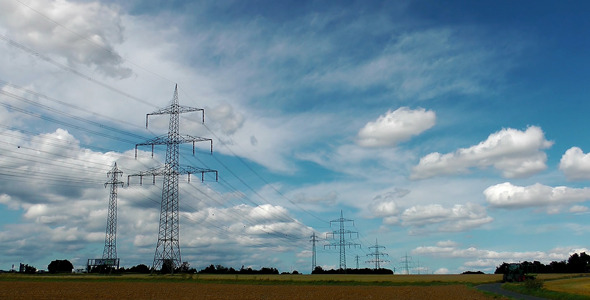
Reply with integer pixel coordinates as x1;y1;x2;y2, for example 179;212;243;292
0;2;332;266
12;0;176;85
0;33;155;108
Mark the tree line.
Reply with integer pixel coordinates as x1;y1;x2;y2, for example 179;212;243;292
495;252;590;274
312;266;394;274
86;263;284;274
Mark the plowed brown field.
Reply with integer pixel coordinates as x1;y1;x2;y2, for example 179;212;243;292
0;281;501;300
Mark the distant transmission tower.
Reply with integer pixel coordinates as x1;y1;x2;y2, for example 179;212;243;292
400;252;413;275
355;255;360;269
324;210;360;270
103;163;124;261
129;85;218;272
310;232;319;272
366;239;389;269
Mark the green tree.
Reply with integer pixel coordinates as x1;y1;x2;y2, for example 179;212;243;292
47;259;73;273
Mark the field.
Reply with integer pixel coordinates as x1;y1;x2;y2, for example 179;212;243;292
0;273;507;300
544;276;590;296
0;273;582;300
0;281;500;300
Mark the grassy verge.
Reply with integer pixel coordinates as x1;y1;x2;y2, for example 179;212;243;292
503;279;590;300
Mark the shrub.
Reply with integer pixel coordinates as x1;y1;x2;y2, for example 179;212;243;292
524;278;543;290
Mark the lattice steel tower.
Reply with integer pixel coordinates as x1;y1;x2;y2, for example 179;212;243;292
103;162;123;260
325;210;360;270
310;232;319;272
366;239;389;269
129;85;217;271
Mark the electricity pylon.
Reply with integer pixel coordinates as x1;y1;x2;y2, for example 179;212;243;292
129;85;217;272
366;239;389;269
324;210;360;270
310;232;319;272
103;162;123;261
400;252;413;274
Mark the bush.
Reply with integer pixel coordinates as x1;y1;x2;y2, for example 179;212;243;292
128;264;150;274
524;278;543;290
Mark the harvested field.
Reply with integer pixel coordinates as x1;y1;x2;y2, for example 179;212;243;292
194;273;504;284
544;276;590;296
0;281;501;300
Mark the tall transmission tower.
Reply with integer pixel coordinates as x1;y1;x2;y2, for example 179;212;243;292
129;85;218;272
103;163;124;261
310;232;319;272
366;239;389;269
324;210;360;270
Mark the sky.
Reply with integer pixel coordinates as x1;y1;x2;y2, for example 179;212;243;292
1;0;590;274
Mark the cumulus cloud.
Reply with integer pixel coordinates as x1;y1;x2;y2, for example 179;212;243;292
0;0;131;78
411;126;553;180
400;203;493;233
414;241;587;273
484;182;590;209
369;189;408;215
559;147;590;180
357;107;435;148
207;103;245;135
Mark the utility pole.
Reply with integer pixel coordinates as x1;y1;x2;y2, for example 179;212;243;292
324;210;360;270
102;162;124;263
366;239;389;270
310;232;318;272
129;85;218;272
355;255;360;269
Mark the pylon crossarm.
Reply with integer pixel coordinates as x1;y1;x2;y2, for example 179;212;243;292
128;166;218;185
135;135;213;157
185;135;213;154
146;107;204;128
178;165;218;182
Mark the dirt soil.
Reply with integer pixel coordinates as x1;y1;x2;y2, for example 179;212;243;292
1;281;502;300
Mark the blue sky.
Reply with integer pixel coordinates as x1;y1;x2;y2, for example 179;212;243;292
1;0;590;274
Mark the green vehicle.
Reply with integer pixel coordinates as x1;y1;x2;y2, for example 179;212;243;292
502;263;535;282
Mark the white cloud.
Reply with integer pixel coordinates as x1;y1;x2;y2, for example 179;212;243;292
559;147;590;180
401;203;493;233
370;200;398;218
484;182;590;209
0;194;18;210
434;268;449;274
368;189;409;218
292;191;338;205
411;126;553;179
207;102;245;135
569;205;588;213
414;242;588;273
0;0;131;78
357;107;435;148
